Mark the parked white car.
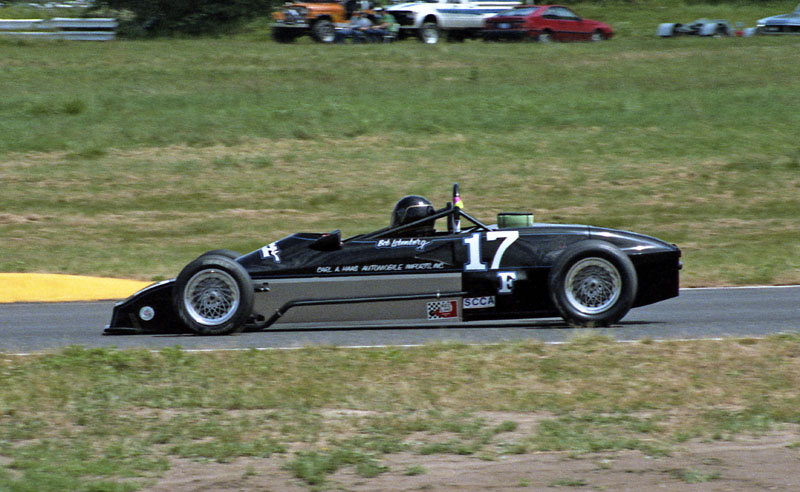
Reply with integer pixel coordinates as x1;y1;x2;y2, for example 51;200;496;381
387;0;519;43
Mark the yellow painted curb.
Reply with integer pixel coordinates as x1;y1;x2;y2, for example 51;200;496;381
0;274;153;303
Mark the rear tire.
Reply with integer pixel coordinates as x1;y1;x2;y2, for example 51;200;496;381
548;241;637;327
173;254;254;335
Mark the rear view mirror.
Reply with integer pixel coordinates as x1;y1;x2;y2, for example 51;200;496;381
310;230;342;251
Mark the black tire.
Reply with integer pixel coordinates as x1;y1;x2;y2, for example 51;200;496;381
590;30;607;41
419;22;440;44
196;249;241;261
312;19;336;43
548;240;637;327
173;254;254;335
538;30;553;43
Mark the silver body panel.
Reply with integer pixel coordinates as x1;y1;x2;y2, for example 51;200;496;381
253;273;463;325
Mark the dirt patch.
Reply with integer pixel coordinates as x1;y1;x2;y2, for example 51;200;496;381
0;213;47;225
141;430;800;492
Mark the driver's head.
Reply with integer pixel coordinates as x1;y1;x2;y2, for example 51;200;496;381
391;195;435;236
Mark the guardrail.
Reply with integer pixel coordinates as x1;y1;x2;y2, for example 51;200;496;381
0;17;117;40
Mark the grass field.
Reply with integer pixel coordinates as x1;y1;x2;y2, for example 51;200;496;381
2;1;799;286
1;3;800;489
0;335;798;490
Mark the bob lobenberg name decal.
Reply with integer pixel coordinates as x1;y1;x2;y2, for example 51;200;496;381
375;238;430;251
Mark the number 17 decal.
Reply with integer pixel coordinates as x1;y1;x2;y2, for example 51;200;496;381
463;231;519;271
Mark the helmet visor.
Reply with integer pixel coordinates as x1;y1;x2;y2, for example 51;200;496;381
397;203;434;225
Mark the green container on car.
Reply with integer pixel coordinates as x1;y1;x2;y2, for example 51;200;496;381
497;212;534;228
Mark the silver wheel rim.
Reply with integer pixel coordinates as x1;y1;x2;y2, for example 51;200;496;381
564;258;621;315
539;33;551;42
183;269;240;326
422;26;438;44
316;23;335;43
591;32;603;41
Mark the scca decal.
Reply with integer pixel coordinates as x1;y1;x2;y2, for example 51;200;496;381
463;296;496;309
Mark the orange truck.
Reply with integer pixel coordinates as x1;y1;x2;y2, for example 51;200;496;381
272;0;371;43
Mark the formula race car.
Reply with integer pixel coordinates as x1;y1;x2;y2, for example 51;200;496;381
105;185;681;335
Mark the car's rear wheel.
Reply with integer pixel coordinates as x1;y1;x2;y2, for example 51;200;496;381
173;254;254;335
548;241;637;327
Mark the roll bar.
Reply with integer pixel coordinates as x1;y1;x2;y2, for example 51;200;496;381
353;204;490;241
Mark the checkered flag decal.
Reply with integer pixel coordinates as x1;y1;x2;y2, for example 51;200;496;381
427;300;457;320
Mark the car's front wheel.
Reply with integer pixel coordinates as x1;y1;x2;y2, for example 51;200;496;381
173;254;254;335
548;241;637;327
419;22;440;43
195;249;242;261
537;30;553;42
590;30;607;41
312;20;336;43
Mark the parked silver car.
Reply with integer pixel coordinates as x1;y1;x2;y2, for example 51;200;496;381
757;4;800;34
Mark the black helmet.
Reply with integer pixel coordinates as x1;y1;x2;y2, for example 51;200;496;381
391;195;435;235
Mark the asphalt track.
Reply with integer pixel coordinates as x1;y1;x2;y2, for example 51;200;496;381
1;286;798;353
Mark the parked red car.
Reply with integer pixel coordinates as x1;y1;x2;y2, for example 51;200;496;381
483;5;613;42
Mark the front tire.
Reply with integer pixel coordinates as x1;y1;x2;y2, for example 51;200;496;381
312;20;336;43
173;254;254;335
196;249;241;261
548;241;637;327
590;30;607;41
419;22;440;44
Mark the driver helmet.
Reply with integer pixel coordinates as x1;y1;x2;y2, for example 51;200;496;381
391;195;435;235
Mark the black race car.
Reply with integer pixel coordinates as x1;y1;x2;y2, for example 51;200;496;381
105;185;681;336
